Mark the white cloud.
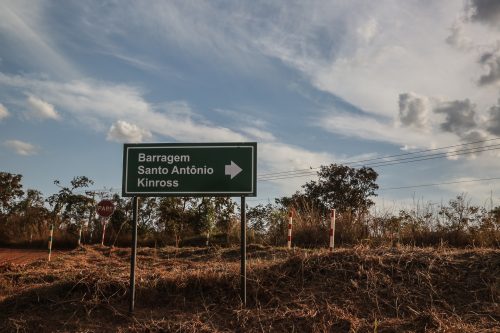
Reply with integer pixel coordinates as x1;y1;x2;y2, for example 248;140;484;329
3;1;497;134
0;72;248;141
257;142;383;196
6;72;495;202
316;111;454;150
478;49;500;87
260;142;333;173
5;1;500;205
357;17;378;43
439;177;500;207
4;139;37;155
213;108;268;128
444;150;500;204
0;73;148;126
258;142;336;194
398;93;431;130
107;120;152;143
240;127;276;141
89;1;497;129
145;106;248;143
130;0;493;124
8;1;494;143
0;72;340;195
446;20;473;51
26;95;60;120
317;89;500;160
0;103;9;120
0;1;78;78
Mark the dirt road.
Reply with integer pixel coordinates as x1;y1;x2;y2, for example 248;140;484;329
0;248;56;265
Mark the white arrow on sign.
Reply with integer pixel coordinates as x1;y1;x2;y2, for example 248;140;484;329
225;161;242;179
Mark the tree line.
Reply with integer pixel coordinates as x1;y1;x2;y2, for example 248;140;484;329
0;165;499;248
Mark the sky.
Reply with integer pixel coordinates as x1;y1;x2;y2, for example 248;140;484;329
1;0;500;209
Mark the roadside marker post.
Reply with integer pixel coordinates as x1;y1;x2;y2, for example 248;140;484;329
329;209;336;250
287;209;293;249
78;224;83;246
48;224;54;262
122;142;257;313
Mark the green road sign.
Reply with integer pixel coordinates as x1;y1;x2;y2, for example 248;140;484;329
122;142;257;197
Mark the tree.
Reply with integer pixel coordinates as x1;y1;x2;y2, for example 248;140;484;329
490;206;500;223
276;191;322;216
198;197;216;246
137;197;158;235
158;197;192;247
46;176;94;243
247;203;272;236
0;172;24;216
247;203;289;245
438;194;483;232
214;197;237;243
109;194;132;245
302;164;379;215
13;189;50;241
488;206;500;234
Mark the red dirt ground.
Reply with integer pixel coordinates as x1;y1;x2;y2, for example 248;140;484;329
0;248;58;265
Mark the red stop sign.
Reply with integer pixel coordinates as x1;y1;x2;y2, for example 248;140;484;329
96;200;115;218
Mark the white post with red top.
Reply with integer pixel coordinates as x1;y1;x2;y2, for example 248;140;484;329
48;224;54;261
329;209;336;250
287;209;293;249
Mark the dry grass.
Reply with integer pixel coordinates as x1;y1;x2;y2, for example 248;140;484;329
0;244;498;332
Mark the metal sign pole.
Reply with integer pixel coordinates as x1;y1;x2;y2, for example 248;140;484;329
122;142;257;312
129;196;139;314
240;196;246;306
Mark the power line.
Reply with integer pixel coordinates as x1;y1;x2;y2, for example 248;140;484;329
260;138;500;178
77;177;500;201
349;137;500;165
351;143;500;168
259;145;500;181
259;144;500;181
73;138;500;194
247;177;500;203
258;137;500;178
75;187;121;195
379;177;500;191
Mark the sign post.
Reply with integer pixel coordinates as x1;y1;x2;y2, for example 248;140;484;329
96;200;115;218
122;143;256;197
100;218;107;246
129;196;138;313
122;142;257;313
241;196;246;306
96;200;115;246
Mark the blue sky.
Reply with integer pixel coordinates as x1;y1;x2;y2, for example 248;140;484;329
1;0;500;208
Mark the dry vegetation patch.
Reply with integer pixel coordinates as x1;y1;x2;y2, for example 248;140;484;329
0;245;498;332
